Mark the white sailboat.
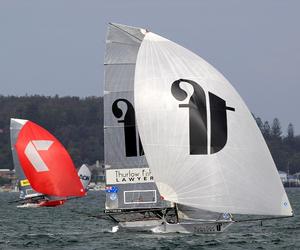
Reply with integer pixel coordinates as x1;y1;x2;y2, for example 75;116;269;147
104;22;173;231
78;164;92;191
103;23;293;233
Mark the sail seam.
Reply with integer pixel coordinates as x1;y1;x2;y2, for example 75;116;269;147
109;23;143;42
104;63;136;66
107;41;140;47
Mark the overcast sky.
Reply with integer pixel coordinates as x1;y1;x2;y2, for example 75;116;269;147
0;0;299;134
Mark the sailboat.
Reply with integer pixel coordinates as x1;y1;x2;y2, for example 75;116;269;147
103;23;293;233
10;118;86;207
78;164;92;191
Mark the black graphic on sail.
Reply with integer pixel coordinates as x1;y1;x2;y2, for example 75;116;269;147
209;92;235;153
112;99;144;157
171;79;235;155
171;79;207;154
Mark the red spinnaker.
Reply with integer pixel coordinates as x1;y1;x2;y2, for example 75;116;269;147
15;121;85;197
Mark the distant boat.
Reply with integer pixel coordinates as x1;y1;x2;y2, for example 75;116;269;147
78;164;92;191
102;23;293;233
10;118;86;207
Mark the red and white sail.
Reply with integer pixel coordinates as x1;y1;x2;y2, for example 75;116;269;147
13;118;85;197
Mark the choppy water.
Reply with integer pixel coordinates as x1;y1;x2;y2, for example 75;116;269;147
0;189;299;250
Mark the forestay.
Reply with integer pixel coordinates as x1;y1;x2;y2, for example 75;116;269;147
134;31;292;216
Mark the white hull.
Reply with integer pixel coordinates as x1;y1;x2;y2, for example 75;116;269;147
17;203;40;208
115;219;233;234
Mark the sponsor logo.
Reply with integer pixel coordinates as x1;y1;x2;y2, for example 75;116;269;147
106;168;154;185
193;223;222;233
79;174;90;181
105;186;119;193
24;140;54;172
171;79;235;155
20;179;30;187
112;99;144;157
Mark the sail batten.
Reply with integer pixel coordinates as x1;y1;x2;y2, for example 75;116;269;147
134;31;292;216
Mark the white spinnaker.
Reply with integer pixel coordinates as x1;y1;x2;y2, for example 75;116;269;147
134;32;292;216
78;164;91;190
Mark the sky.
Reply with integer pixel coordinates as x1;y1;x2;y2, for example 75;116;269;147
0;0;299;134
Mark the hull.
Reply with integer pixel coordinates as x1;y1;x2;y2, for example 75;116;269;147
17;203;40;208
17;199;66;208
116;219;233;234
38;200;66;207
152;220;233;234
119;219;164;232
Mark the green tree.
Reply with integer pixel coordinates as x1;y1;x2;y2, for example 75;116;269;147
255;117;263;131
287;123;294;140
0;95;103;170
271;118;282;139
263;121;271;139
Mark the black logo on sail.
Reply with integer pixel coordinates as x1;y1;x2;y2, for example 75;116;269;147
112;99;144;157
171;79;235;155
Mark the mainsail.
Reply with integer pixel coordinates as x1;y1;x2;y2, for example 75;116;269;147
133;30;293;216
104;23;167;210
10;119;40;198
11;118;85;198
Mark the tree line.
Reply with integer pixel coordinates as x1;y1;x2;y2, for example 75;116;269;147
0;95;299;174
255;116;300;174
0;95;103;170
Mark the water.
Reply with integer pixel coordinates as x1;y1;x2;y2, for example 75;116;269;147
0;189;299;250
